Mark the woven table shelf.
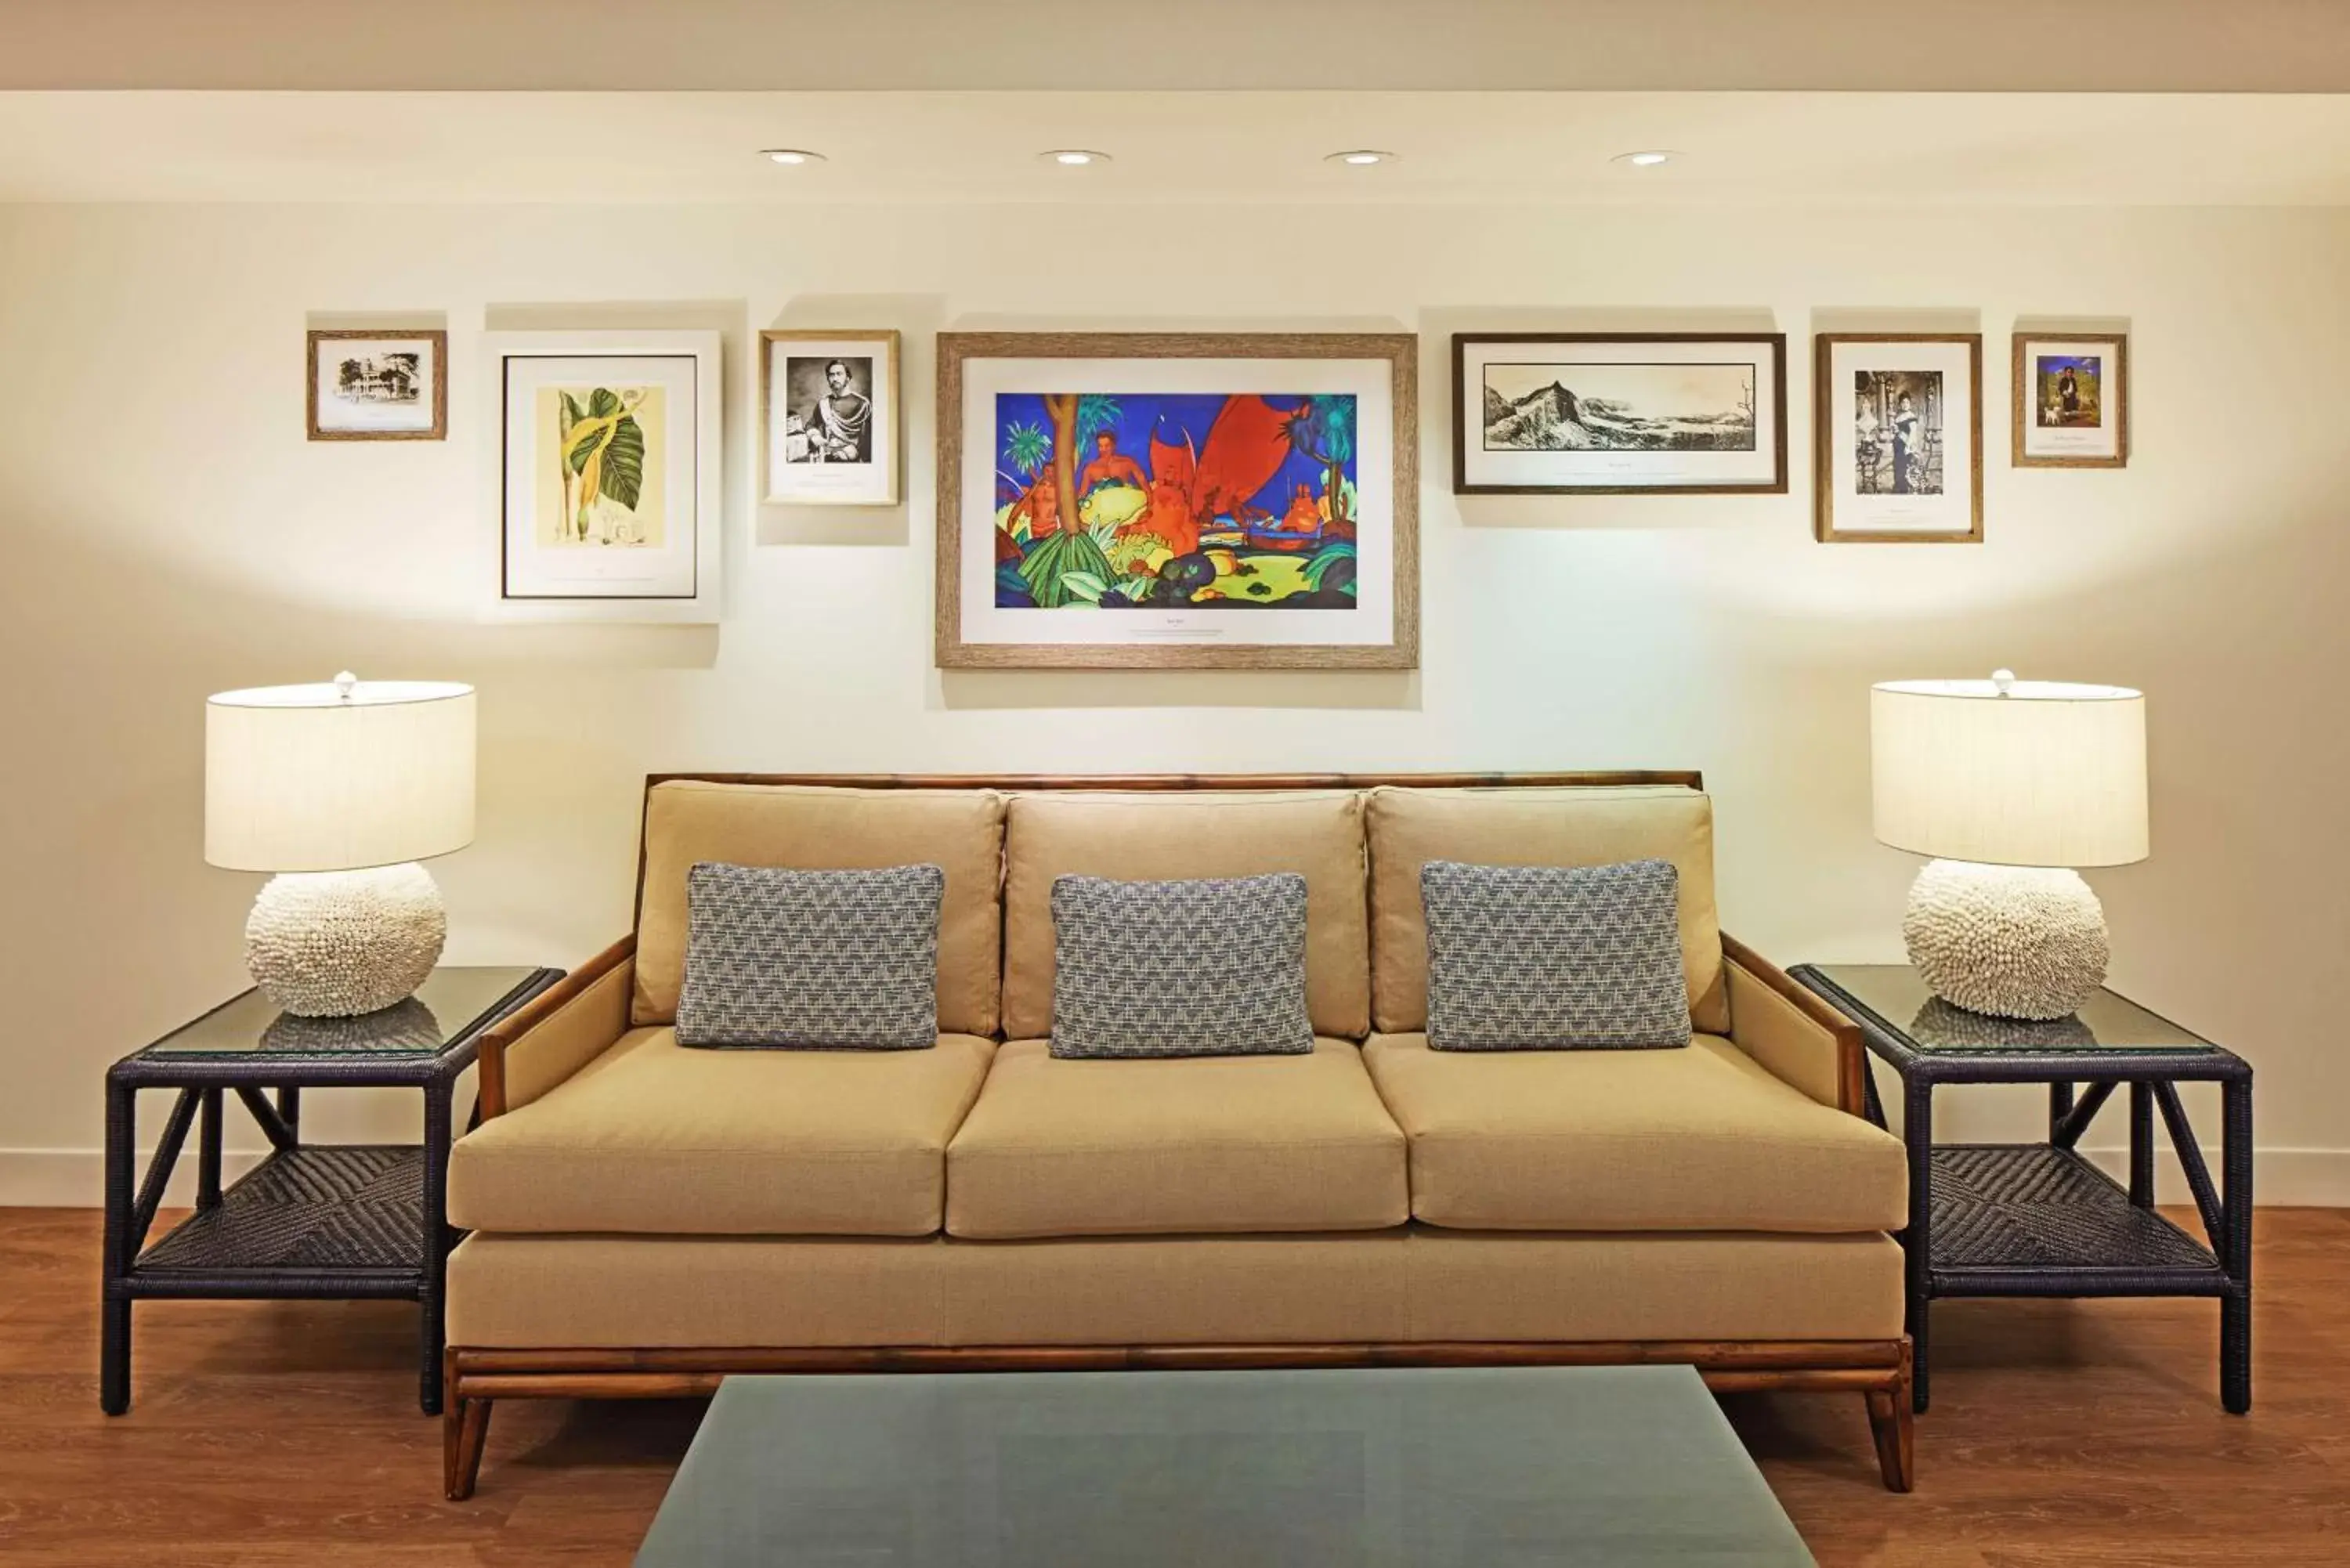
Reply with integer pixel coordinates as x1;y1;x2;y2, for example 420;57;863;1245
1931;1144;2218;1277
136;1145;425;1275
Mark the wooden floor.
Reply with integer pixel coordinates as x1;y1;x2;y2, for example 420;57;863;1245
5;1207;2346;1565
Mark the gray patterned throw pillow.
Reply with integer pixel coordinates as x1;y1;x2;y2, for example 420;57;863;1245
1423;858;1691;1051
1050;873;1314;1058
674;862;943;1050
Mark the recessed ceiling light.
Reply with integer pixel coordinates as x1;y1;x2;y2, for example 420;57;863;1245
1039;149;1111;166
1326;150;1399;166
1612;150;1677;168
759;149;826;165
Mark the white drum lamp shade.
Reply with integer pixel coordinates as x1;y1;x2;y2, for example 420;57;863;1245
205;675;475;1017
1871;674;2148;1021
206;678;475;872
1871;677;2148;869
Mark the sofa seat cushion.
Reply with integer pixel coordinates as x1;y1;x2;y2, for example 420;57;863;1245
449;1028;996;1237
1362;1032;1906;1234
945;1039;1408;1239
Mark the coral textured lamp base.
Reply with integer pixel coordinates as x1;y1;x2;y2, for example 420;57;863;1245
244;863;447;1017
1901;859;2110;1022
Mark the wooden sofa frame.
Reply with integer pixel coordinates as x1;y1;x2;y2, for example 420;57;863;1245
446;772;1912;1498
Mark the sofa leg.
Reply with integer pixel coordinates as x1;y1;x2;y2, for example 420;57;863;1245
443;1391;494;1501
1865;1353;1915;1494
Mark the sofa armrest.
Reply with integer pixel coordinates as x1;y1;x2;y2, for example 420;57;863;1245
1721;933;1867;1116
475;936;636;1121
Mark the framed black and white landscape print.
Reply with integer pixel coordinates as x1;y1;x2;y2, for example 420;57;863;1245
308;329;446;441
1813;333;1983;544
2012;331;2128;468
761;329;900;506
1452;333;1785;494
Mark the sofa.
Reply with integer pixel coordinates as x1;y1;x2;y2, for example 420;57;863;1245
441;772;1912;1498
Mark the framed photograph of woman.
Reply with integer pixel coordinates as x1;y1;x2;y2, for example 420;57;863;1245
936;331;1418;670
1813;333;1983;544
760;330;901;506
2012;331;2128;468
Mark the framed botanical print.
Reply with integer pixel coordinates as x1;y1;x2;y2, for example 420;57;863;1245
1814;333;1984;544
1452;332;1786;494
760;329;901;505
2013;331;2128;468
307;328;446;441
937;332;1418;669
486;330;722;622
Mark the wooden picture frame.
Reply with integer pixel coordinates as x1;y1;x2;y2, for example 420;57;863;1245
482;329;723;623
1452;332;1787;495
306;328;446;441
935;331;1419;670
2012;331;2128;468
1813;333;1984;544
759;329;902;505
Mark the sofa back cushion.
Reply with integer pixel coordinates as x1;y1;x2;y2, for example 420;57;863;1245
1001;791;1371;1041
1365;785;1726;1035
635;782;1006;1035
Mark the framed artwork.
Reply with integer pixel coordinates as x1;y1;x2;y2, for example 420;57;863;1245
485;330;722;623
307;329;446;441
936;332;1418;670
1813;333;1984;544
760;329;901;505
2012;331;2128;468
1452;332;1786;494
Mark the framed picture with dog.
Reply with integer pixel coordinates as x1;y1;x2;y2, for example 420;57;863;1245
2012;331;2128;468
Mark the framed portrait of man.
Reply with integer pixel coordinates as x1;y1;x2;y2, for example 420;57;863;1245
760;329;901;506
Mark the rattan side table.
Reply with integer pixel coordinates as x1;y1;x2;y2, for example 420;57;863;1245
1791;963;2251;1417
101;964;560;1417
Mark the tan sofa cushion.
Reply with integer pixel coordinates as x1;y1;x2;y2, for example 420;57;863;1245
945;1039;1407;1238
446;1229;1904;1349
1366;785;1728;1034
1362;1032;1906;1233
449;1028;996;1236
1000;791;1369;1041
634;782;1006;1035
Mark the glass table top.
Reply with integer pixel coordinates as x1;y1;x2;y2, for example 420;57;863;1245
136;966;546;1060
636;1366;1817;1568
1810;964;2214;1055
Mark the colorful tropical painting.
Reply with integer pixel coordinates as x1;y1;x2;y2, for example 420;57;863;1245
991;392;1359;610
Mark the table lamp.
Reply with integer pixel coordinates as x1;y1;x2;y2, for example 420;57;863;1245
1871;670;2147;1021
205;673;476;1017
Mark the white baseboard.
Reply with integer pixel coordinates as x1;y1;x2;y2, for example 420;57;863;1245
5;1143;2347;1209
1;1147;270;1209
2077;1146;2347;1207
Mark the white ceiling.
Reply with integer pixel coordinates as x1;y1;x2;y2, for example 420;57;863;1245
9;0;2350;93
3;90;2348;206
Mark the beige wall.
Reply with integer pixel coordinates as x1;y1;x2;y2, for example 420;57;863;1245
1;201;2344;1201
